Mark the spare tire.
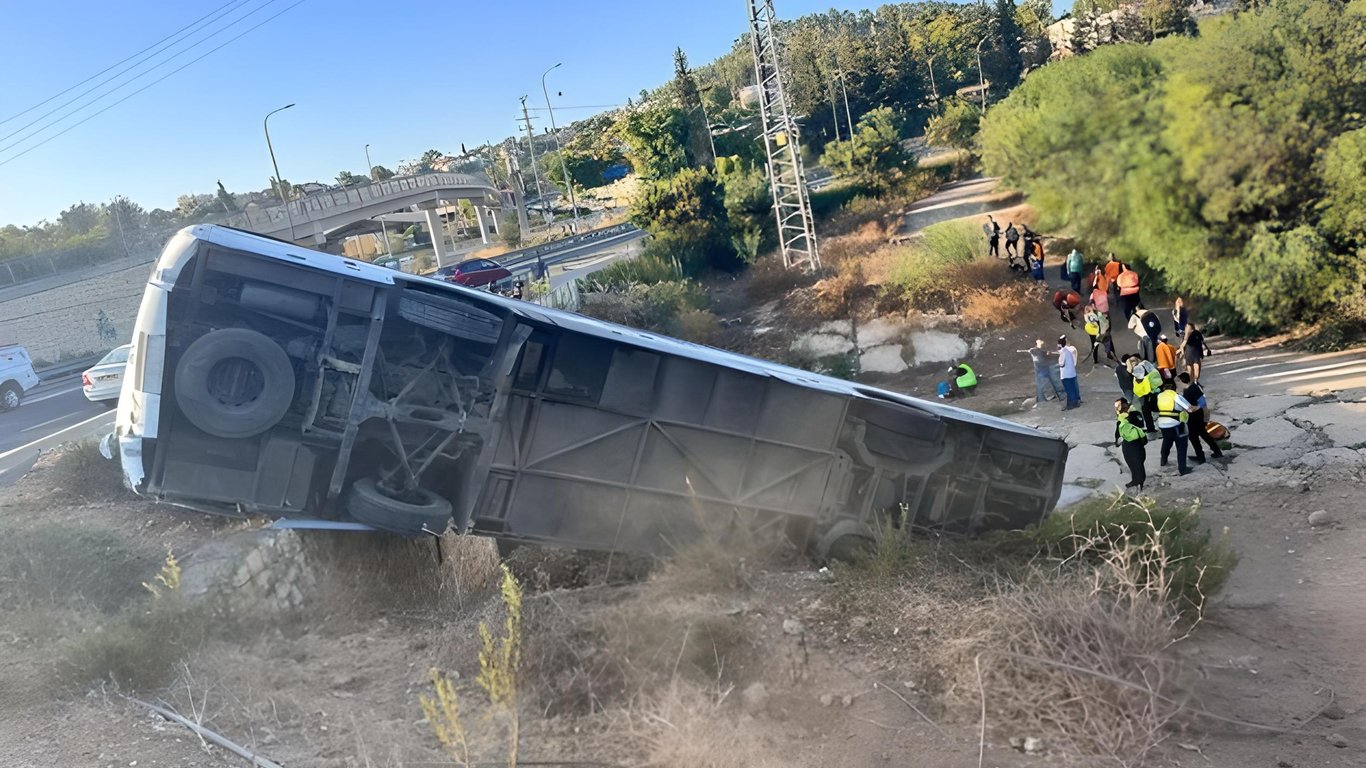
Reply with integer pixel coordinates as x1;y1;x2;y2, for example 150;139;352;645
174;328;296;439
346;477;453;536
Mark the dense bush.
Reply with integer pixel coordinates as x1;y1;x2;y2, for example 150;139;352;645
979;0;1366;329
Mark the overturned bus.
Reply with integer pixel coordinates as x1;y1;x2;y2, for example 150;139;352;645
110;225;1068;558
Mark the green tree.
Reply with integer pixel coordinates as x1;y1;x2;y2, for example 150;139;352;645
925;99;982;152
818;107;914;192
987;0;1025;91
336;170;364;187
370;165;395;180
615;102;689;180
673;47;713;168
419;149;444;172
630;167;739;274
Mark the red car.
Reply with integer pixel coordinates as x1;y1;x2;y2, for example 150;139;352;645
436;258;512;289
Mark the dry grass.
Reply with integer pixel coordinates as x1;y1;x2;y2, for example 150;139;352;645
304;531;502;619
671;308;721;345
812;259;866;320
744;256;817;304
635;683;778;768
48;439;131;501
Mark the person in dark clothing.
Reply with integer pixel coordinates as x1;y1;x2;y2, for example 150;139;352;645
1179;372;1224;462
1180;324;1212;382
1115;398;1148;491
984;216;1001;258
1053;289;1082;328
1116;354;1136;403
1004;222;1020;258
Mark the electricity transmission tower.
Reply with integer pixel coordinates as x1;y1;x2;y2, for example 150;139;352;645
747;0;820;272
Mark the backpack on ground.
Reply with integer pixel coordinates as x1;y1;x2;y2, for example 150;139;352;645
1205;421;1230;441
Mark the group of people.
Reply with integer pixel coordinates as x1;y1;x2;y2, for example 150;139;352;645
984;215;1045;277
1008;233;1226;491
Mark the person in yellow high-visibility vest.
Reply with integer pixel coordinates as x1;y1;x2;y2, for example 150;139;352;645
938;363;977;399
1155;380;1195;476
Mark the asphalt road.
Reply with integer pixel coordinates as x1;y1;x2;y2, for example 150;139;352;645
0;375;114;486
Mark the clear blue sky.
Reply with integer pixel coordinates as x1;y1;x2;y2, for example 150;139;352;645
0;0;1065;227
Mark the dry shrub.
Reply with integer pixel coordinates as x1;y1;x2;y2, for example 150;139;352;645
670;308;720;345
820;220;889;264
959;282;1041;330
744;255;814;303
812;259;866;319
0;523;150;613
636;683;779;768
48;439;131;501
962;578;1184;766
55;595;210;690
824;195;900;236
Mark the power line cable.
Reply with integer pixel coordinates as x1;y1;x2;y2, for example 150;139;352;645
0;0;307;168
0;0;250;127
0;0;281;152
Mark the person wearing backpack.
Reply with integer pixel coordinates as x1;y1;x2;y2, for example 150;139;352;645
1114;398;1148;492
1004;222;1020;259
1084;304;1113;364
1066;247;1085;293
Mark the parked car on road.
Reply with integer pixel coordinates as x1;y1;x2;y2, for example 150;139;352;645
82;344;132;406
0;344;40;412
435;258;512;289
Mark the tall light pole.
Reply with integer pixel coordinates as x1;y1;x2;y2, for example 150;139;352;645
541;62;581;233
365;143;392;258
975;36;989;111
927;54;940;104
264;103;295;240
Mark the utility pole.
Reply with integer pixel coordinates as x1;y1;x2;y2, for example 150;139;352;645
747;0;819;272
837;68;854;139
111;197;130;258
542;62;581;233
518;96;547;224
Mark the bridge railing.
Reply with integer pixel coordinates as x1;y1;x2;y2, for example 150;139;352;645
228;172;502;232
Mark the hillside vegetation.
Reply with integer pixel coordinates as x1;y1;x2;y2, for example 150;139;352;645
979;0;1366;331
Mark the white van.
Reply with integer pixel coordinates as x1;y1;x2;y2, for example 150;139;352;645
0;344;41;411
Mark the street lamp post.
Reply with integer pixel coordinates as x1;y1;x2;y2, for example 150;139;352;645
975;37;989;111
927;54;940;104
541;63;581;234
366;143;392;258
264;103;295;240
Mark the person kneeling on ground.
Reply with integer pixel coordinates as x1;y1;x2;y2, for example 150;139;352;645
1053;289;1082;328
1115;398;1148;492
1155;380;1195;476
937;363;978;399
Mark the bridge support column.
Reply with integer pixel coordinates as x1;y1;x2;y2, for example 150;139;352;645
424;208;450;267
474;206;491;244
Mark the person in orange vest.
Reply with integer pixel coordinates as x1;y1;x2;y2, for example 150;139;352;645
1155;333;1178;381
1103;253;1122;284
1116;263;1142;320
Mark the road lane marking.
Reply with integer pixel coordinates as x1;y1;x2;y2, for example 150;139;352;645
25;384;86;405
0;410;114;461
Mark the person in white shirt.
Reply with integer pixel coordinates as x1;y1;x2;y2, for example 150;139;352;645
1155;379;1195;476
1057;335;1081;410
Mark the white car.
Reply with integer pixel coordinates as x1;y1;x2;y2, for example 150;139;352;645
82;344;132;406
0;344;41;411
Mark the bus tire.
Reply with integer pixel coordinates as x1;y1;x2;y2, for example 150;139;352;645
346;477;453;536
174;328;295;439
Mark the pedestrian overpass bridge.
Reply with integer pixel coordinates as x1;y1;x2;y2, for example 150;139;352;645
227;172;506;248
